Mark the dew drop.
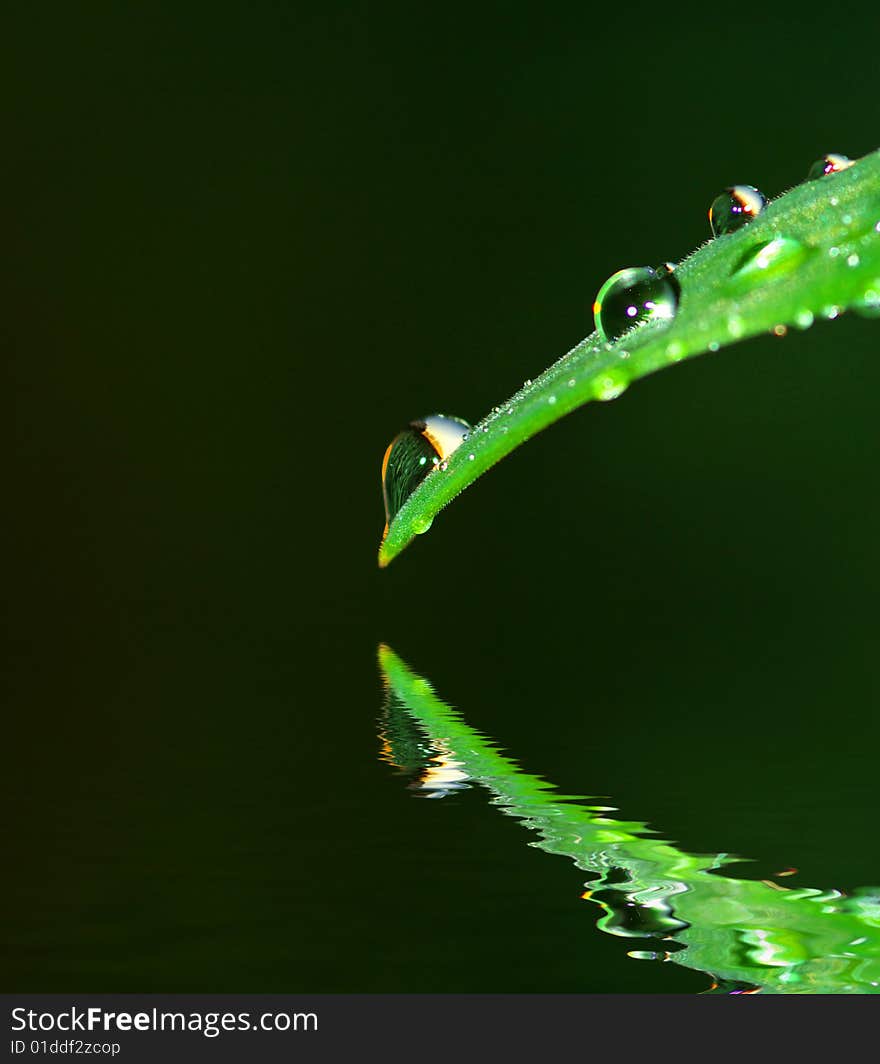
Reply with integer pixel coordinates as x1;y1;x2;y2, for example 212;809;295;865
728;236;808;290
795;309;815;330
807;153;853;180
547;395;557;405
593;371;628;401
627;950;669;962
381;414;471;532
847;253;860;268
727;315;745;338
708;340;720;352
853;287;880;319
592;265;680;342
708;185;766;237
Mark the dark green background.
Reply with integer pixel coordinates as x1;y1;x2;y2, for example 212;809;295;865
4;4;880;992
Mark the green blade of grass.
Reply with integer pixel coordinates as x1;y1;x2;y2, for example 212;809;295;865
380;149;880;567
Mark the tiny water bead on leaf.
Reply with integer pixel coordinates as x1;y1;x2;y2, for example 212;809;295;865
728;236;809;291
854;286;880;318
708;185;766;236
592;265;680;343
381;414;471;538
808;153;854;180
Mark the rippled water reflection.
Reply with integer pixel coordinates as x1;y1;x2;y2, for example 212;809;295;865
379;645;880;994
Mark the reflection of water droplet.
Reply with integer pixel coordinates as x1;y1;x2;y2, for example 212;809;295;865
729;236;808;289
381;414;471;532
592;265;680;342
709;185;766;236
627;950;669;961
591;886;690;938
807;153;853;180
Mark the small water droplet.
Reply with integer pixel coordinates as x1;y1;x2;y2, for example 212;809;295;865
729;236;808;290
627;950;669;962
708;340;720;352
568;378;576;387
853;287;880;318
807;153;853;180
795;309;815;330
467;453;475;460
593;371;628;401
829;246;841;258
666;340;684;361
592;265;680;342
847;253;860;267
830;196;840;207
381;414;471;531
824;305;841;320
727;315;745;338
772;324;788;337
842;213;853;225
708;185;766;237
547;395;557;405
523;379;532;387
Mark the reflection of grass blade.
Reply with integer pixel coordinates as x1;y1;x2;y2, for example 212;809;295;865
379;150;880;566
379;645;880;993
